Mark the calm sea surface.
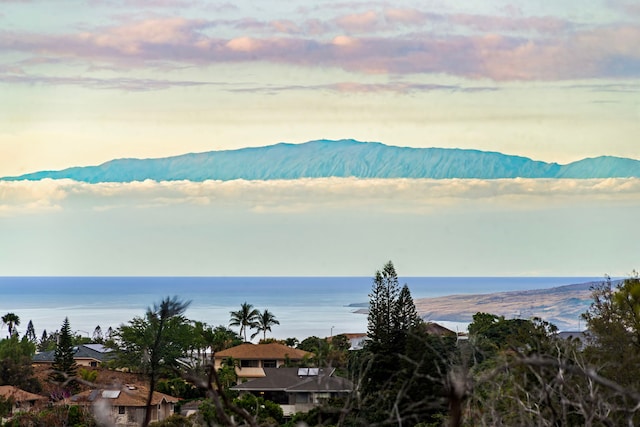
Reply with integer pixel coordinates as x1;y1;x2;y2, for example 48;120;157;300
0;277;604;340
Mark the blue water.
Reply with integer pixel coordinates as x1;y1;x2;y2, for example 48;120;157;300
0;276;604;340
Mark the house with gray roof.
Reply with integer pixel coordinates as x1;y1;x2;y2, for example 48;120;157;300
32;343;112;367
231;367;353;416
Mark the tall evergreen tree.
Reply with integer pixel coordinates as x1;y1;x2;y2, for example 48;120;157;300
395;284;421;332
367;261;401;352
50;317;78;388
360;261;441;426
39;330;48;351
25;320;36;343
92;325;103;343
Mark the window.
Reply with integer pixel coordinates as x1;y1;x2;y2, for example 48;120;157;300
118;406;125;414
240;359;259;368
262;359;277;368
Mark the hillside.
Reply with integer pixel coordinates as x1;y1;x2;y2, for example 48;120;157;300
412;281;608;330
3;139;639;182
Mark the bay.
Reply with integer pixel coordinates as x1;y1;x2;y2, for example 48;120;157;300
0;276;604;340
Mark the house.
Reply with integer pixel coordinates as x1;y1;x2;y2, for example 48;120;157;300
334;333;368;350
214;343;312;380
0;385;47;416
33;343;112;367
70;384;179;427
232;367;353;416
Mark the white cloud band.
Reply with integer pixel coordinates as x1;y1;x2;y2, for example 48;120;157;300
2;177;639;217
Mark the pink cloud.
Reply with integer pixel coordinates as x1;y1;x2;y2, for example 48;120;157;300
2;17;639;81
225;36;261;52
76;17;208;55
270;20;301;34
335;11;381;33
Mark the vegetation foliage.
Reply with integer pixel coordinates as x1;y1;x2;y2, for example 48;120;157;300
4;269;640;427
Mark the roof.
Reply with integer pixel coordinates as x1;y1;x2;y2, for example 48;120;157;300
232;368;353;393
215;343;312;360
424;322;457;336
83;344;111;353
33;344;112;363
0;386;48;403
71;385;179;407
333;333;366;340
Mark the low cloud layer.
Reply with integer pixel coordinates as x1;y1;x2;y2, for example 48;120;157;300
2;177;639;217
2;177;639;276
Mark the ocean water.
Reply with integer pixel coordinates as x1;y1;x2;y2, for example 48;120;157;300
0;276;604;340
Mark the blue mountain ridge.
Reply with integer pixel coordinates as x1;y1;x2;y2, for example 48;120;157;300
3;139;639;182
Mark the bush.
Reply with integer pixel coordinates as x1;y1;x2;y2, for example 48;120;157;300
149;413;196;427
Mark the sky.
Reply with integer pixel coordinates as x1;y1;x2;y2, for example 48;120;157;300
1;0;639;276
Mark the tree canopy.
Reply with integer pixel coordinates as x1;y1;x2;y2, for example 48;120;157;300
229;302;259;342
251;309;280;341
50;317;78;391
1;313;20;338
110;296;191;427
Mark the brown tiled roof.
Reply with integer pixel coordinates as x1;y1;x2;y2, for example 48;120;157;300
71;385;179;407
215;343;312;360
0;386;47;402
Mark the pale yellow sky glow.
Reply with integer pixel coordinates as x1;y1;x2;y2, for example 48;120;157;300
1;0;639;276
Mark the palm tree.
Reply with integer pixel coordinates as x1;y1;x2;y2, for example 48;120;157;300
251;309;280;341
2;313;20;337
229;302;259;342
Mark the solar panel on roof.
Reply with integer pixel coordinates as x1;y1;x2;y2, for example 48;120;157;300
298;368;320;376
101;390;121;399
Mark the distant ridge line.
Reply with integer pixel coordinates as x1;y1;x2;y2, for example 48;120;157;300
3;139;639;183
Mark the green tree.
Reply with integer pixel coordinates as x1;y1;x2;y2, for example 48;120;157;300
251;309;280;341
356;261;445;426
25;320;36;343
394;284;421;338
207;325;242;352
39;329;58;352
284;337;299;347
468;312;558;364
1;313;20;338
0;335;41;393
110;296;191;427
366;261;401;353
50;317;78;390
229;302;259;342
582;273;640;389
92;325;103;343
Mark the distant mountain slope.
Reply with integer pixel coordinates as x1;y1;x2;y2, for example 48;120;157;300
412;280;619;330
4;139;639;182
